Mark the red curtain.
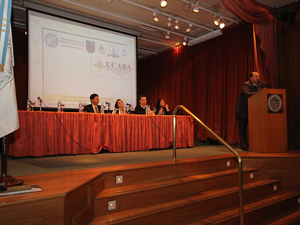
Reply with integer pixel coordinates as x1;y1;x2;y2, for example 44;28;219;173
222;0;275;87
12;27;28;110
138;23;271;144
222;0;273;24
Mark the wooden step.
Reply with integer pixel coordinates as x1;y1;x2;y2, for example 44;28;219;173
181;192;300;225
102;157;237;188
94;168;259;216
256;205;300;225
90;179;281;225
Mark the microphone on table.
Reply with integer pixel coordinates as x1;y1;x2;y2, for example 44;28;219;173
126;103;132;106
37;97;43;111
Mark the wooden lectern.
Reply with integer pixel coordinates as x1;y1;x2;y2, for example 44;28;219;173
248;88;287;153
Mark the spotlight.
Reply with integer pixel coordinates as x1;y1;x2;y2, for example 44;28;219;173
186;23;192;33
219;17;225;29
174;19;179;30
165;31;170;39
213;12;220;26
167;17;172;27
160;0;167;8
192;1;200;13
183;37;187;46
214;18;220;26
153;11;159;23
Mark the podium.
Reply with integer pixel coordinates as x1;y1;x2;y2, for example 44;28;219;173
248;88;287;153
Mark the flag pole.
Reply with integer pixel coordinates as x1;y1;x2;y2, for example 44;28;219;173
0;136;23;186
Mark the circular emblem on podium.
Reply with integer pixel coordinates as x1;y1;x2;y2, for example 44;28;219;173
45;33;59;48
267;94;282;113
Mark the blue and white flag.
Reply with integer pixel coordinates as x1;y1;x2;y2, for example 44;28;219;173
0;0;19;138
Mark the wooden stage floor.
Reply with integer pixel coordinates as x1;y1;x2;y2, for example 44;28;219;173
1;145;300;224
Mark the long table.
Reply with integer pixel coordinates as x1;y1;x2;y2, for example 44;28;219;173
8;111;194;157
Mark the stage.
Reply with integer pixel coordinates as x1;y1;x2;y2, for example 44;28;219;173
1;145;300;224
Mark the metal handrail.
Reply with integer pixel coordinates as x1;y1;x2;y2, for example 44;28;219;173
172;105;244;225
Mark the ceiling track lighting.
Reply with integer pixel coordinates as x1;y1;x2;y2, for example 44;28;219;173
165;30;170;39
186;23;193;33
153;11;159;23
174;19;179;30
160;0;167;8
192;1;200;13
219;17;225;29
167;17;172;27
213;12;225;29
183;37;187;46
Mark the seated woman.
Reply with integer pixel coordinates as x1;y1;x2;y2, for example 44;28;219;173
114;99;125;114
155;98;172;115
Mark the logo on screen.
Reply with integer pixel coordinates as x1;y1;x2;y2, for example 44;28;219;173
45;33;59;48
86;41;95;53
105;45;121;58
94;60;105;71
122;50;127;57
98;44;104;54
106;61;131;75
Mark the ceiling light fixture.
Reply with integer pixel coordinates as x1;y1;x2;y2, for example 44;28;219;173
165;31;170;39
174;19;179;30
219;17;225;29
213;12;220;26
160;0;167;8
192;1;200;13
153;11;159;23
186;23;192;33
183;37;187;46
167;17;172;27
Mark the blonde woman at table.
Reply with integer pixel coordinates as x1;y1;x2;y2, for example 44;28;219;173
155;98;172;115
114;99;125;114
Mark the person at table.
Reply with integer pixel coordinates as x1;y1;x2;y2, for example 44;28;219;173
114;99;125;114
134;95;147;114
84;93;101;113
155;98;172;115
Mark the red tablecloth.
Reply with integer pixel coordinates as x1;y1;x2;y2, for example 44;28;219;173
8;111;194;157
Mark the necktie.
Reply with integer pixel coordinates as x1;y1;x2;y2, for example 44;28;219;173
95;106;99;113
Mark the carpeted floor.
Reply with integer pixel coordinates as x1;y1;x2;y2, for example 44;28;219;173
4;144;243;177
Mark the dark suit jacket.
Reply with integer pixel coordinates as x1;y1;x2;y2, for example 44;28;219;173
134;105;146;114
84;104;101;113
235;80;265;118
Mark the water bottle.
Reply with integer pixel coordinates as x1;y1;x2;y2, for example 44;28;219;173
123;106;126;115
27;98;31;111
101;105;104;114
57;100;61;112
79;101;83;113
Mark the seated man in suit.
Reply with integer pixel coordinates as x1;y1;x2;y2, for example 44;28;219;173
84;93;101;113
134;95;147;114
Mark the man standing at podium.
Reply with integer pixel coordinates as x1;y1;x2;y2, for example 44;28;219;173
235;72;264;151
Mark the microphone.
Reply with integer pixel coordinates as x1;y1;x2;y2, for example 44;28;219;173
37;97;43;101
106;102;110;105
258;80;266;85
126;103;132;106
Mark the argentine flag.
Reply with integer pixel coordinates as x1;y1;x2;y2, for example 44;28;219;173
0;0;19;138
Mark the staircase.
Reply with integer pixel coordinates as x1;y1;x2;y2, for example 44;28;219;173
88;156;300;225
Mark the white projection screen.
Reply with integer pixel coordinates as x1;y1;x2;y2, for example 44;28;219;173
28;10;137;109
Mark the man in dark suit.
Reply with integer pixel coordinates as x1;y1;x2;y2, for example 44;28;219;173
235;72;265;151
134;95;147;114
84;93;101;113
